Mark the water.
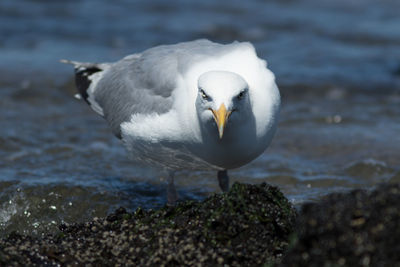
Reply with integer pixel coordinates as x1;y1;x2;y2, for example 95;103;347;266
1;0;400;236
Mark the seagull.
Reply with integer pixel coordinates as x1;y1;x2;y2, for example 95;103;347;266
62;39;280;204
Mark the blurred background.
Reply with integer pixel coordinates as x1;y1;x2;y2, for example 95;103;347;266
1;0;399;236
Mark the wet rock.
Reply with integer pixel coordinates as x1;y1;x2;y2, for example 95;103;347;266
0;182;296;266
281;183;400;267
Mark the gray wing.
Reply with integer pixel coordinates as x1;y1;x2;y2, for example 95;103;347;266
93;53;176;138
67;39;250;138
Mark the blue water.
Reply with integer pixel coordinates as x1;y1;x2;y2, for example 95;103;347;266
0;0;400;236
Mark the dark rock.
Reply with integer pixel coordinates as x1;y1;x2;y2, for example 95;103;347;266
280;183;400;267
0;182;296;266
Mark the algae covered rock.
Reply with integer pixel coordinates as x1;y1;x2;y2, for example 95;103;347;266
0;182;296;266
281;183;400;267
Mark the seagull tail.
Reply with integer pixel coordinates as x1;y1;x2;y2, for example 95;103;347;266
61;59;110;116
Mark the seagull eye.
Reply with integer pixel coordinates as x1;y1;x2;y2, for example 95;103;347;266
200;90;208;100
237;90;245;100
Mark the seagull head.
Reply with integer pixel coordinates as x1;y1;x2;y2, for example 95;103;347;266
196;71;250;139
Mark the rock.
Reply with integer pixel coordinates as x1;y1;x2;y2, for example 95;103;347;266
280;183;400;267
0;182;296;266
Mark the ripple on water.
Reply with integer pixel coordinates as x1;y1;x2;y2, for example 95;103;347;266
344;158;394;181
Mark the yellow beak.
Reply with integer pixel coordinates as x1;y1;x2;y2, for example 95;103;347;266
210;103;232;139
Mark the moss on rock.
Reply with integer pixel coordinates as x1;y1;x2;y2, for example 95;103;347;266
0;182;296;266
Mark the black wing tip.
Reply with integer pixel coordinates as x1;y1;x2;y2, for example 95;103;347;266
74;66;102;104
61;59;104;104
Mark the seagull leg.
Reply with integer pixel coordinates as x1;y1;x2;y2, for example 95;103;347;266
167;171;178;206
217;170;230;192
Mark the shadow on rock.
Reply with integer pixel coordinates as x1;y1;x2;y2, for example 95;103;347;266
281;183;400;267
